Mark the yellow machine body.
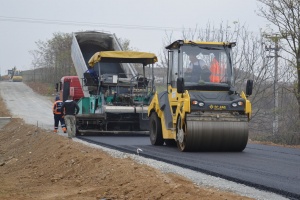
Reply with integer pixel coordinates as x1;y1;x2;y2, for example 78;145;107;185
148;40;253;151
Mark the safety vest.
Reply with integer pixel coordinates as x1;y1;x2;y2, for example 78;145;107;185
53;100;63;115
210;58;221;83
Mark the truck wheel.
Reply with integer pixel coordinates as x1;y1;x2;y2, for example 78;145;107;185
149;112;164;145
176;116;187;151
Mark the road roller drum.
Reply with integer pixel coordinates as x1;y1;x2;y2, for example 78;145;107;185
177;115;248;151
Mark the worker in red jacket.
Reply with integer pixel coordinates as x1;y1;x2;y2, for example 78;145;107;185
52;96;67;133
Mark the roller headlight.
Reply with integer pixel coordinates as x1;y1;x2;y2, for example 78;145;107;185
199;102;205;107
232;101;244;107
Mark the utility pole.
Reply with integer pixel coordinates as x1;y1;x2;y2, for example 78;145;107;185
264;34;281;135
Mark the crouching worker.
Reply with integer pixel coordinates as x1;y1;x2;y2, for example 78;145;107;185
61;96;80;139
52;96;67;133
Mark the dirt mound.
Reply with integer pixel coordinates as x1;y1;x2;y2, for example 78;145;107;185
0;96;251;199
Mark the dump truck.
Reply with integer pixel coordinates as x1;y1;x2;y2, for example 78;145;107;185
69;31;157;135
148;40;253;151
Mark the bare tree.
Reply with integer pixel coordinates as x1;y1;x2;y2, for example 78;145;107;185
30;33;74;84
118;38;138;51
257;0;300;118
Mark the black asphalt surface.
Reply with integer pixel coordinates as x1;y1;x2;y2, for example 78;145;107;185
78;135;300;199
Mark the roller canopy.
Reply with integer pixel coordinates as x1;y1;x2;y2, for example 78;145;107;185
165;40;236;50
89;51;158;67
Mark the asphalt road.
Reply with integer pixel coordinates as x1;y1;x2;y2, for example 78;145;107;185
78;135;300;199
1;81;299;199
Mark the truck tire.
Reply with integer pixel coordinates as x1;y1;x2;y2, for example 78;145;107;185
149;112;164;145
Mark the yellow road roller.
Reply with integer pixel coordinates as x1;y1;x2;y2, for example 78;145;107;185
148;40;253;151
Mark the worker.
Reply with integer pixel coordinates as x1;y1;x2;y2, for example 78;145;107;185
186;53;211;82
86;66;99;83
61;96;80;139
52;96;67;133
210;57;221;83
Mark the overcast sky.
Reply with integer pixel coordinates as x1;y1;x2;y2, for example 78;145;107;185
0;0;268;75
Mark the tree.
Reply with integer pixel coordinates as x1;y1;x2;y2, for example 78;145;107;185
118;38;138;51
30;33;74;84
257;0;300;118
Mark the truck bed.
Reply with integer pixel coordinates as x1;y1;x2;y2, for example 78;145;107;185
71;31;136;97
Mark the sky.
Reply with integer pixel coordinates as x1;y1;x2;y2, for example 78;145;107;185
0;0;268;75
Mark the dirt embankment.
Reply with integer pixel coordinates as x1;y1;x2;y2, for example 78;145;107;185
0;95;253;200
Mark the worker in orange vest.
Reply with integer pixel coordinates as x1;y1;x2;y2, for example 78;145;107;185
210;58;221;83
52;96;67;133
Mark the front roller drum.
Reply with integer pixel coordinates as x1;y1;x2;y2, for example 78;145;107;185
177;117;248;152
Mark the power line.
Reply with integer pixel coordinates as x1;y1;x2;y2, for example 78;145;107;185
0;15;264;37
0;15;186;31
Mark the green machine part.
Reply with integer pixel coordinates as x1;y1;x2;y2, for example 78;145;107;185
77;96;99;114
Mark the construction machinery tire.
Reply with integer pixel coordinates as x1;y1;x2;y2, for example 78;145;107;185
149;112;164;145
176;115;248;152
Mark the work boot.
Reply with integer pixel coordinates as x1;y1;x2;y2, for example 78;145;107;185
62;127;67;133
54;129;58;133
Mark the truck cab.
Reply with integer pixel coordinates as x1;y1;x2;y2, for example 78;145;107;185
56;76;84;102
